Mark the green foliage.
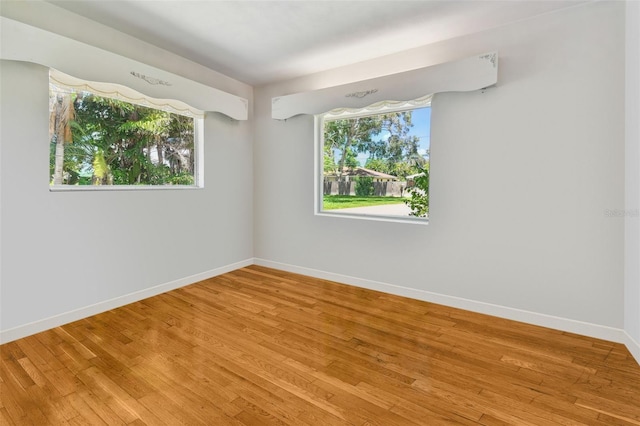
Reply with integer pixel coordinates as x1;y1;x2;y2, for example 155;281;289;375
354;177;374;196
147;165;172;185
323;143;336;173
324;115;381;181
92;150;109;184
343;148;360;169
403;167;429;217
111;169;129;185
324;109;427;183
169;172;195;185
49;86;196;186
364;158;389;174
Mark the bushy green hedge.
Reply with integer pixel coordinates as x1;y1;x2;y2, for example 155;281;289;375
355;177;374;196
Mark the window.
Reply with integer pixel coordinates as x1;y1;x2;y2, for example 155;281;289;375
49;70;204;189
317;98;431;221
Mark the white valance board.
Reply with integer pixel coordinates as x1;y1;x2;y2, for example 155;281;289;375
0;17;248;120
49;69;205;119
271;52;498;120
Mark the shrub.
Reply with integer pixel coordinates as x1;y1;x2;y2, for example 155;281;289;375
355;177;374;196
404;168;429;217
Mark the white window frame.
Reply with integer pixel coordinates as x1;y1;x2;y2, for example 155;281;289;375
315;97;431;224
49;70;205;191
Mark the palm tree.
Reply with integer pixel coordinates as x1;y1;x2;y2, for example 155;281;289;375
49;91;75;185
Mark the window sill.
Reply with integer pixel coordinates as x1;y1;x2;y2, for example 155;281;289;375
49;185;203;192
316;210;428;225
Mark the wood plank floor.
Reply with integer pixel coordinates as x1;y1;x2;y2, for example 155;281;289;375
1;266;639;425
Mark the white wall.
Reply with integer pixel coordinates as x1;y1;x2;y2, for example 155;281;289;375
625;0;640;356
254;2;626;335
0;2;255;342
0;60;254;341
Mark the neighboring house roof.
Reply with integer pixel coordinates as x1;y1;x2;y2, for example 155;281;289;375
326;167;398;180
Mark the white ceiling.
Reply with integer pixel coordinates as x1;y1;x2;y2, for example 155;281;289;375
45;0;586;86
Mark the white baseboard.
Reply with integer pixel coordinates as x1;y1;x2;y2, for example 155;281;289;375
0;258;253;345
3;257;638;367
254;258;629;346
623;331;640;365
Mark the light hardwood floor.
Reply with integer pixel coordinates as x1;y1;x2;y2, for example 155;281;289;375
1;266;639;425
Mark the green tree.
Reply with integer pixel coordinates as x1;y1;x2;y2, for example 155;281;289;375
49;85;195;186
364;158;390;174
404;166;429;217
324;116;381;182
323;110;425;183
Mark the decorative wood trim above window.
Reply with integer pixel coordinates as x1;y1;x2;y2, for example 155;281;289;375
0;17;248;120
271;52;498;120
49;69;205;119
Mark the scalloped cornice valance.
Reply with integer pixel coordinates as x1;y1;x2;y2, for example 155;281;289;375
0;17;248;120
271;52;498;120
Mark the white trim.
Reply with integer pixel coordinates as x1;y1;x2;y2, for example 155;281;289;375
623;332;640;364
0;258;253;344
324;95;432;120
315;211;428;225
0;17;248;120
253;258;629;346
195;117;205;187
3;257;638;366
272;52;497;120
49;185;203;192
50;69;205;118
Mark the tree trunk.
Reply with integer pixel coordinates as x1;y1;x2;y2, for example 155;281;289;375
156;139;164;165
51;94;74;185
53;98;66;185
337;140;352;184
53;137;65;185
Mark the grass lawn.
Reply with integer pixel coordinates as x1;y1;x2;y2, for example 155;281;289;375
323;195;406;210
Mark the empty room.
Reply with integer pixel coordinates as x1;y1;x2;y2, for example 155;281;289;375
1;0;639;424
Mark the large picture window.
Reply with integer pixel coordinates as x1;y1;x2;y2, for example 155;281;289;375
49;70;203;189
318;98;431;221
